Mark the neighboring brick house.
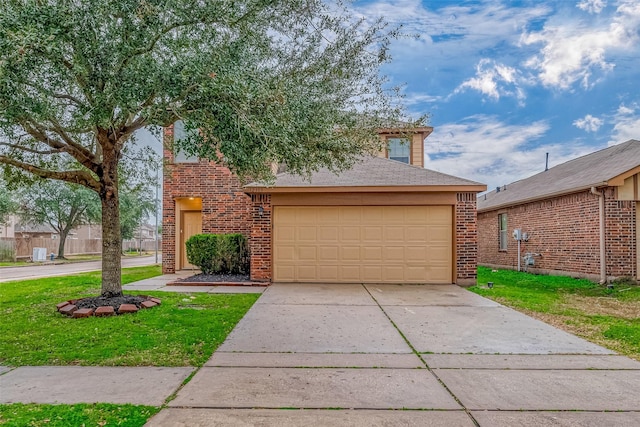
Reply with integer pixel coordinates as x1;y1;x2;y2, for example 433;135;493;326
477;139;640;282
163;124;486;285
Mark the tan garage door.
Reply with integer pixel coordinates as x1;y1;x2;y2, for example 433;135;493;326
273;205;452;283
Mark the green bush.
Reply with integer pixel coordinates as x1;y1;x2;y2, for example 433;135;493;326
185;233;249;275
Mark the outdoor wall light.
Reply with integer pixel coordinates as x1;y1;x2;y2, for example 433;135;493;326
258;206;264;217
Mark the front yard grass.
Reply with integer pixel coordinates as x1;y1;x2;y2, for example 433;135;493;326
0;403;158;427
471;266;640;361
0;266;259;366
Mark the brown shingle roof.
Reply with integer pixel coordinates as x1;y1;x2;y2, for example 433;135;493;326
245;156;485;192
478;139;640;212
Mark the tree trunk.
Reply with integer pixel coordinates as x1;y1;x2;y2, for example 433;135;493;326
99;145;123;298
57;230;68;259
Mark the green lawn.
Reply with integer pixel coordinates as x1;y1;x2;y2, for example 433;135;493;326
471;266;640;360
0;266;259;366
0;403;158;427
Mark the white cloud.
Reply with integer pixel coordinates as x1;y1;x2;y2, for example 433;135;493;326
355;1;551;59
521;2;640;89
454;59;526;104
577;0;607;14
424;116;592;189
573;114;603;132
608;103;640;145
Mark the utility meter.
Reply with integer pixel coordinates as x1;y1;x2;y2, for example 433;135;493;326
513;229;522;241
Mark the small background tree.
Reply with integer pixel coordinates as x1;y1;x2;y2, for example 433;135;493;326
0;178;17;226
17;180;98;259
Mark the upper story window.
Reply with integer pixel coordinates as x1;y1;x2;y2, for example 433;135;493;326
173;120;198;163
498;213;508;251
387;137;410;164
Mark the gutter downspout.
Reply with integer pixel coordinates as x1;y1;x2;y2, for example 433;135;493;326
591;187;606;284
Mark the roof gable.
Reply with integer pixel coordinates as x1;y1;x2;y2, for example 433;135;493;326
245;156;485;193
478;139;640;211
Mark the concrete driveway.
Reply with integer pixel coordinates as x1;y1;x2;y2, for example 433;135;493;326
148;283;640;426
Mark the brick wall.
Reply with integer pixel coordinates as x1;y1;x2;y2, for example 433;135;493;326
162;126;252;274
478;188;637;280
249;194;272;281
456;192;478;285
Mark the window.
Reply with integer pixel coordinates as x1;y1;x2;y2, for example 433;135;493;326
387;137;410;164
173;120;199;163
499;213;508;251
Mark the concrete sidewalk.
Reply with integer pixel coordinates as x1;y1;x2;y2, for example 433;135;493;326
2;281;639;426
150;283;640;426
122;271;267;294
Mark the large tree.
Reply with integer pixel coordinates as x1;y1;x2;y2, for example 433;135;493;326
0;0;421;297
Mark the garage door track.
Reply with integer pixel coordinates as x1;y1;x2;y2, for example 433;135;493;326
148;283;640;426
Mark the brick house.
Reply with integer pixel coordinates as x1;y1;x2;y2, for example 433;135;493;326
477;140;640;282
163;124;486;285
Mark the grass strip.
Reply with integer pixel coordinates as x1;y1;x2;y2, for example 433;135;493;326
0;403;158;427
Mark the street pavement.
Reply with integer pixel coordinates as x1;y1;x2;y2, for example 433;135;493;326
0;254;161;282
1;281;639;426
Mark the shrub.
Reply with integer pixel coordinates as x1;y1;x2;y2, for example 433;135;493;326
186;233;249;275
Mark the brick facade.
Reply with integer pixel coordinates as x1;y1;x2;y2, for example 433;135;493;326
478;188;638;280
455;192;478;285
162;126;252;274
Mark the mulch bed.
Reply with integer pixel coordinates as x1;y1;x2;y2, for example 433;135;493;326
169;273;267;286
56;294;161;318
175;273;251;283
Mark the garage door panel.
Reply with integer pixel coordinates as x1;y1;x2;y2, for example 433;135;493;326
277;226;296;242
405;226;428;241
318;226;338;241
405;266;428;281
298;246;317;262
318;246;339;261
275;265;295;281
297;226;317;241
405;246;427;261
341;227;360;241
428;225;451;242
317;208;340;222
383;246;405;261
339;246;360;261
363;226;383;242
362;207;384;221
339;265;361;280
297;265;317;281
384;226;405;241
273;206;452;284
362;265;383;281
275;246;296;261
340;208;362;223
362;246;383;262
317;265;339;281
383;266;405;282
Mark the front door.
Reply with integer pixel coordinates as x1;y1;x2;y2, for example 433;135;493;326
181;211;202;270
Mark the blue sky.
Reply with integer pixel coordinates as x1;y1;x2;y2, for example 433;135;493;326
354;0;640;189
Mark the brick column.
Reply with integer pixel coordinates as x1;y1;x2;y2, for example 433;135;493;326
456;192;478;286
250;194;272;282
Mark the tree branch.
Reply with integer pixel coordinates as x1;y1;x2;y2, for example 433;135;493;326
0;155;101;192
0;141;63;155
20;120;99;173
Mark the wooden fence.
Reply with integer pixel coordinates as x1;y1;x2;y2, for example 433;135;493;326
0;237;160;261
